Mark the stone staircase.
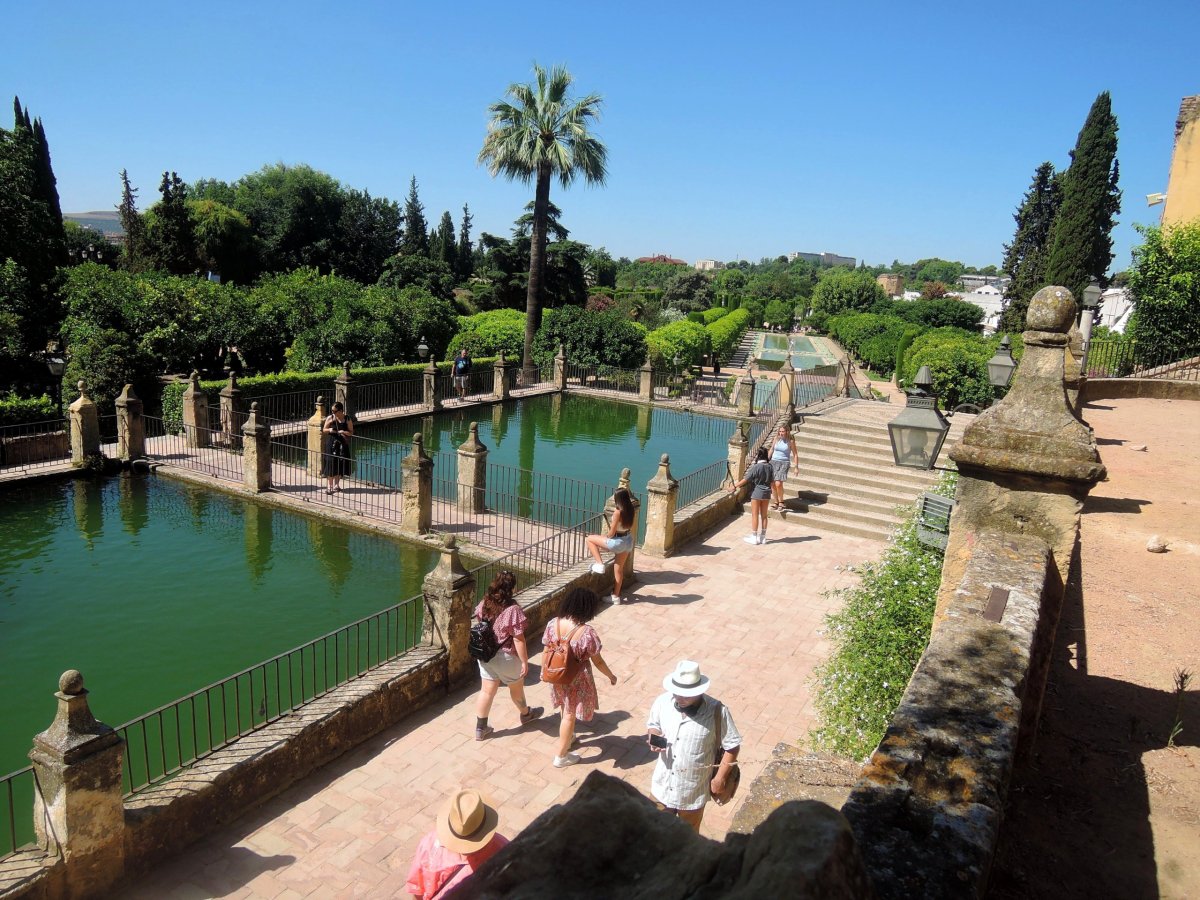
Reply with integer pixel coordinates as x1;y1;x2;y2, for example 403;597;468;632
726;331;758;370
766;398;973;542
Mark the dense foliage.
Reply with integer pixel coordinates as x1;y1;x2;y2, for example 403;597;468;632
808;269;888;328
999;162;1062;333
0;392;58;424
706;307;751;362
531;306;647;370
1125;221;1200;357
445;309;526;360
645;319;708;370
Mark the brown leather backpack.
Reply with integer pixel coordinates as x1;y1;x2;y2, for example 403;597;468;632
541;619;584;685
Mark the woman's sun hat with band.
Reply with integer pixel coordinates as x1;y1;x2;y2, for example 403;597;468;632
436;788;500;854
663;660;711;697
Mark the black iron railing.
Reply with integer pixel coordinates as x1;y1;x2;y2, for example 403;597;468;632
0;418;69;475
143;415;244;483
675;459;733;510
1086;340;1200;381
0;767;39;863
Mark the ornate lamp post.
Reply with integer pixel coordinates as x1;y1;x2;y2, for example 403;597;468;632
1079;279;1102;373
987;336;1017;393
43;339;69;417
417;336;430;361
888;365;950;470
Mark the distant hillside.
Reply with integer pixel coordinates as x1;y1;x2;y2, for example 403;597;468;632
65;211;123;235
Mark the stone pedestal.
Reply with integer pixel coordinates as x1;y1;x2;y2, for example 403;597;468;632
423;361;442;412
423;536;476;687
241;403;271;493
553;344;568;391
306;396;328;477
181;371;210;449
115;384;145;461
219;372;244;451
1064;323;1085;412
335;362;355;419
493;352;511;401
638;359;654;402
604;468;639;586
641;454;678;557
402;433;433;534
68;381;100;465
727;421;750;486
456;422;488;513
833;357;852;397
29;670;125;898
778;359;796;409
735;372;756;417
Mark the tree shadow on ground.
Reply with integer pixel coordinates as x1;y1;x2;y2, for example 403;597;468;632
1082;495;1151;515
628;592;705;607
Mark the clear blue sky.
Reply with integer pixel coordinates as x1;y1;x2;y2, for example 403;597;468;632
4;0;1196;272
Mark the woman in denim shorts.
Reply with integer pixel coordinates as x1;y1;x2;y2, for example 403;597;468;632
585;487;636;605
473;571;542;740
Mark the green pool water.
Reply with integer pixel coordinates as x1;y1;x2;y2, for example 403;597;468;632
755;333;835;371
0;474;439;778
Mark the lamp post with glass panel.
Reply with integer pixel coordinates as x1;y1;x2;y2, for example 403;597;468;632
888;365;951;470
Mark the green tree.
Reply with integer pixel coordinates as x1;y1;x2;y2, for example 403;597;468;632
584;247;616;289
116;169;148;272
999;161;1062;332
456;204;474;281
1126;221;1200;356
145;172;199;275
430;209;457;273
810;268;887;322
478;62;608;383
1043;91;1122;302
662;270;715;312
512;199;568;241
532;306;646;370
764;298;793;330
399;176;428;257
333;189;400;284
189;198;257;283
377;253;455;301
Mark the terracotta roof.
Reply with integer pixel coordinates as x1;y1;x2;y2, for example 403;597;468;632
635;255;687;265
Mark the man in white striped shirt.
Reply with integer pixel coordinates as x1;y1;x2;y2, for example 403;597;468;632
646;660;741;832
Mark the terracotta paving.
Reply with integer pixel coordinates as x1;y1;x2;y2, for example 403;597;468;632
117;512;884;899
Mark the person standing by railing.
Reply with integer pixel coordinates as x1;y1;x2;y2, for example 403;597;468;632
585;487;635;604
768;424;798;511
453;348;472;401
472;571;543;741
321;401;354;493
728;446;773;544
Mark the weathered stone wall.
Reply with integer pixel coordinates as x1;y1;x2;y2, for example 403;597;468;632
1081;377;1200;403
672;491;741;548
0;431;68;465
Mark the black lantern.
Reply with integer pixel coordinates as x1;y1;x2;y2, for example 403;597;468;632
888;366;950;470
43;339;69;417
417;336;430;360
987;335;1017;389
1081;278;1102;313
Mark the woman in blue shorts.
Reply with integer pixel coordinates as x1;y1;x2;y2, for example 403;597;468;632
585;487;635;605
769;425;798;510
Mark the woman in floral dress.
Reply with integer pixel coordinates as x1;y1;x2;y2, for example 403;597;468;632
542;587;617;768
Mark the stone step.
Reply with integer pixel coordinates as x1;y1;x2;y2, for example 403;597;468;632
789;473;925;506
787;488;910;518
763;505;896;542
791;451;943;486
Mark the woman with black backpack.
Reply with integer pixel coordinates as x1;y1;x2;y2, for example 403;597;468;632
472;571;542;741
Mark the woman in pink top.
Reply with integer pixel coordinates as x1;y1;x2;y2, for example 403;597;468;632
474;571;542;741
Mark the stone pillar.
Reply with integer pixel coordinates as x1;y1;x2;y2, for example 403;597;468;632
181;371;210;449
241;402;271;492
1079;303;1096;374
638;358;654;402
945;285;1107;615
423;360;442;412
402;432;434;534
456;422;488;513
553;343;568;391
1063;323;1084;412
833;357;853;397
68;380;100;465
727;421;749;489
115;383;145;461
423;536;477;687
335;362;355;419
306;396;328;477
604;468;638;586
493;352;511;401
641;454;679;557
778;359;796;410
29;670;125;898
735;370;756;418
219;372;244;451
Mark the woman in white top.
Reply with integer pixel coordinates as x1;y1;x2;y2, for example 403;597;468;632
769;425;798;510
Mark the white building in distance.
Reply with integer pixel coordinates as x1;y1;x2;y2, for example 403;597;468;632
694;259;725;271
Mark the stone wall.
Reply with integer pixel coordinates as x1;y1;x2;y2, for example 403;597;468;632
1081;377;1200;403
0;431;67;466
672;491;741;548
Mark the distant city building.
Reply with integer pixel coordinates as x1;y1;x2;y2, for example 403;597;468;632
786;251;856;268
959;273;1011;292
1161;95;1200;227
1097;287;1134;333
957;284;1004;334
876;274;904;297
636;254;688;265
694;259;725;271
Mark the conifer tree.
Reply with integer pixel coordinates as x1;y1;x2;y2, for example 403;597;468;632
433;210;456;272
999;162;1062;332
117;169;148;271
456;204;474;281
399;176;428;256
1043;91;1122;303
146;171;198;274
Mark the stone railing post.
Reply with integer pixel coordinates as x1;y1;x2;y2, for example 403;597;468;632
641;454;678;557
335;362;355;420
181;371;210;449
423;536;477;686
115;383;144;461
1063;323;1085;412
306;396;328;477
553;343;568;391
638;358;654;402
778;359;796;410
423;361;442;412
735;370;756;418
604;468;638;586
456;422;488;513
68;380;100;465
219;372;244;450
493;351;511;401
402;432;434;534
833;356;853;397
241;402;271;492
727;422;750;497
29;670;125;897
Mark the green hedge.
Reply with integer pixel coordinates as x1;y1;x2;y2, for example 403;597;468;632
446;310;525;361
645;320;708;370
706;307;751;361
701;306;730;325
0;394;59;426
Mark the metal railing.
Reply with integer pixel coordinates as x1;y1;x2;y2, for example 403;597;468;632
143;415;244;483
1085;340;1200;381
436;370;497;404
268;434;406;523
0;418;69;475
254;388;332;425
0;767;39;863
674;458;733;510
794;364;840;407
115;592;426;796
356;377;424;416
485;461;614;521
564;363;640;398
686;377;738;410
466;509;606;602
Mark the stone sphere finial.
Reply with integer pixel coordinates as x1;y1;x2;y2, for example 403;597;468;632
660;453;670;465
442;534;457;550
250;401;259;412
59;669;84;694
76;379;87;394
1027;286;1076;332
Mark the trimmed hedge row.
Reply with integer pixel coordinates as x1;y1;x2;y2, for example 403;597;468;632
701;306;731;325
645;320;708;370
706;307;751;362
0;394;59;426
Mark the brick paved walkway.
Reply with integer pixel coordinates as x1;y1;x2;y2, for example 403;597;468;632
119;513;883;899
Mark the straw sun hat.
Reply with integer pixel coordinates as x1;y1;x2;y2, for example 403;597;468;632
437;788;500;854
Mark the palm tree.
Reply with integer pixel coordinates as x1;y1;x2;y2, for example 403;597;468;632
478;63;607;384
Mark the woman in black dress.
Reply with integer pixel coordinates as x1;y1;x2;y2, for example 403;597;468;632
321;401;354;493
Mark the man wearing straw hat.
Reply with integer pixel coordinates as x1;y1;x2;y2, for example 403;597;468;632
646;660;741;832
405;788;508;899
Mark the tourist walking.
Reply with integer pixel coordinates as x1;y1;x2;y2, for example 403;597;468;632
585;487;635;604
472;570;543;741
404;787;508;899
321;401;354;493
727;446;773;544
453;347;472;400
542;587;618;768
769;424;798;510
646;660;741;833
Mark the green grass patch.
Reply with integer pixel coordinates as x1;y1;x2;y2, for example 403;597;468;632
809;471;957;760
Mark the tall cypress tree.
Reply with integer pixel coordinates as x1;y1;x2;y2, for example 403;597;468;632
146;171;198;274
116;169;148;272
399;175;428;257
1043;91;1121;303
999;162;1062;332
433;210;456;272
456;204;474;281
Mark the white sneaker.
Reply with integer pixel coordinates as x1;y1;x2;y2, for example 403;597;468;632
590;563;605;574
553;752;581;768
758;533;768;545
743;533;759;545
611;595;622;606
